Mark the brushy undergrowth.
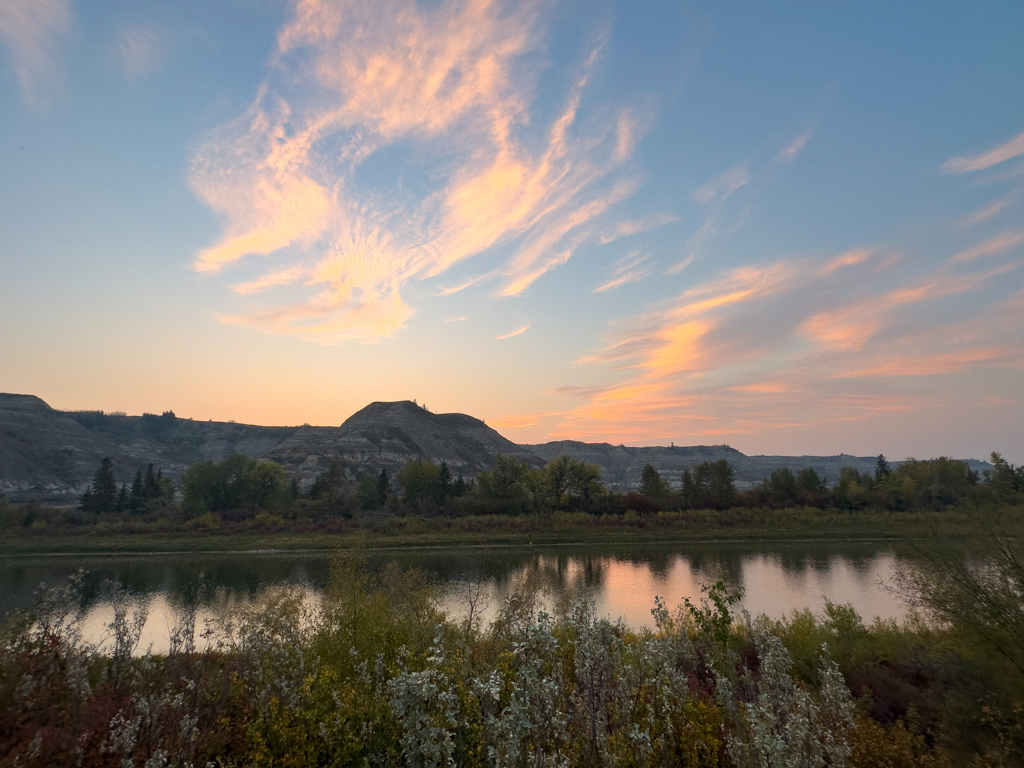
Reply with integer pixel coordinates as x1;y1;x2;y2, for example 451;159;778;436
1;561;1022;767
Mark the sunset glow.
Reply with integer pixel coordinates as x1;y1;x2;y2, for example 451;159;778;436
1;0;1022;460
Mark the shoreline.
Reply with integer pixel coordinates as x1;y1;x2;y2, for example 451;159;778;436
0;533;917;558
0;509;989;555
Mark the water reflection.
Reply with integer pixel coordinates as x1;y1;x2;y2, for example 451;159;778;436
0;541;911;654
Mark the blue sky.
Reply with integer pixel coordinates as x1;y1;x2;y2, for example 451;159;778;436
1;0;1022;461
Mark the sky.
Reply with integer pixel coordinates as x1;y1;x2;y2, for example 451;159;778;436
1;0;1023;462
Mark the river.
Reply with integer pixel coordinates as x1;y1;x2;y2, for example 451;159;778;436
0;540;913;653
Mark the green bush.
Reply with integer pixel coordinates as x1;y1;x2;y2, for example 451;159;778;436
181;454;291;515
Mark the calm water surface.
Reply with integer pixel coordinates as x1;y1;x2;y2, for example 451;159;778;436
0;541;913;653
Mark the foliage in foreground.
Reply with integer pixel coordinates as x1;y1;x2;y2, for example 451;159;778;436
3;555;1024;768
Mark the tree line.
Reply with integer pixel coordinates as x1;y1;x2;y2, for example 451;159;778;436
71;449;1024;520
79;459;174;514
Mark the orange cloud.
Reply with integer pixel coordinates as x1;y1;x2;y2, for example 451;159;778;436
191;0;642;341
819;248;874;277
729;382;791;394
489;410;564;429
840;347;1014;377
547;245;1024;444
232;265;309;295
495;324;530;340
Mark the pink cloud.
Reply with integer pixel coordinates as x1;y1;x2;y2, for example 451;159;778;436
943;130;1024;174
547;247;1024;444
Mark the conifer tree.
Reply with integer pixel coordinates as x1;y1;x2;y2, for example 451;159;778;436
439;461;453;502
875;454;891;482
376;468;389;508
144;464;159;498
639;464;669;499
83;458;118;513
130;469;145;511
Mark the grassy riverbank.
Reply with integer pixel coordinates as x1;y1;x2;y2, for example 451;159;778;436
0;505;1011;555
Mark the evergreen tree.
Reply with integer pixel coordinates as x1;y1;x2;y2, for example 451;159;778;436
639;464;669;499
144;464;159;499
680;469;697;509
130;469;145;512
439;461;453;502
376;468;389;508
116;483;129;512
875;454;891;482
82;458;118;513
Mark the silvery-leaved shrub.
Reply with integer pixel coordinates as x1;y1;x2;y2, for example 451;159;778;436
388;628;461;768
723;626;854;768
480;604;572;768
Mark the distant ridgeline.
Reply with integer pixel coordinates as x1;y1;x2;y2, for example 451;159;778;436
0;392;994;503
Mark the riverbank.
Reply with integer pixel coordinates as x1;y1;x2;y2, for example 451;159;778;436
0;505;1010;555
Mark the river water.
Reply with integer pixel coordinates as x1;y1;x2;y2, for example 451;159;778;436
0;540;913;653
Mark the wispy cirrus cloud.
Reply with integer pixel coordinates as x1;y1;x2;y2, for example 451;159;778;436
0;0;71;109
190;0;642;342
549;247;1024;443
231;265;309;295
113;22;171;80
598;212;678;244
666;164;749;273
496;324;530;340
775;128;814;163
943;130;1024;174
594;249;650;292
951;230;1024;262
961;191;1018;225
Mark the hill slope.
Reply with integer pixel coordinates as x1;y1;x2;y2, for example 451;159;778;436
265;401;542;489
0;393;992;502
528;440;887;488
0;394;297;502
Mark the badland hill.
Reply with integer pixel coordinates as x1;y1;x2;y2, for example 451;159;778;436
0;393;990;502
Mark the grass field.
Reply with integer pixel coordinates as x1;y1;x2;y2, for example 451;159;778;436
0;505;1007;555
